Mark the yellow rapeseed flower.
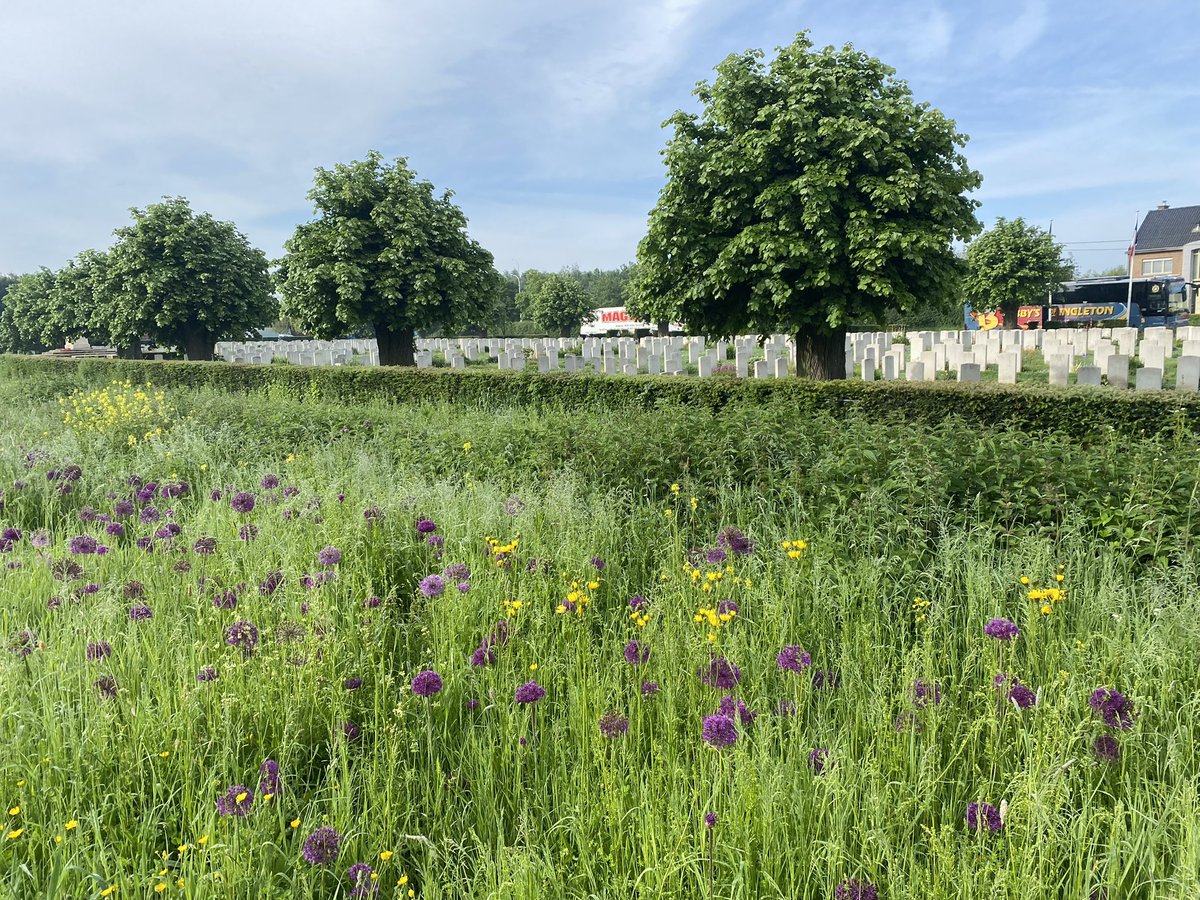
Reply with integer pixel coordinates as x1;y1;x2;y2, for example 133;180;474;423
99;885;118;896
65;820;77;831
5;828;23;840
8;806;18;816
380;850;394;861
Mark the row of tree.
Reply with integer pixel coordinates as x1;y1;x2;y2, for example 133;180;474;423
2;32;1085;376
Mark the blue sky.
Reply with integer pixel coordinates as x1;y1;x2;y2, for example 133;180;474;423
3;0;1198;277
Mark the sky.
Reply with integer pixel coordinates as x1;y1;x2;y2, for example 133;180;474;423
3;0;1198;278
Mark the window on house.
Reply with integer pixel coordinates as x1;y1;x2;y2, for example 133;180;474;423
1141;258;1173;275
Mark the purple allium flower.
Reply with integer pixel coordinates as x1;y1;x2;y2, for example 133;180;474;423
197;665;219;682
984;618;1020;641
701;714;738;748
317;546;341;567
519;736;527;747
717;695;757;726
135;482;157;503
173;559;191;574
259;569;283;595
135;537;154;552
129;605;153;621
347;862;377;897
419;574;445;598
812;670;841;690
161;481;189;498
1093;734;1121;764
1090;688;1136;731
466;697;480;711
105;522;125;538
412;669;443;697
704;811;717;829
275;621;306;644
9;629;37;657
1008;680;1037;710
283;485;300;499
193;536;217;555
76;582;100;596
231;492;256;514
94;675;118;698
489;620;510;647
965;801;1003;832
716;526;754;557
362;503;384;524
515;680;546;705
777;645;812;673
51;558;84;580
599;711;629;738
77;506;97;523
68;534;98;555
470;645;496;667
47;596;63;611
425;534;444;553
213;589;238;610
641;680;660;697
344;677;363;691
139;505;161;524
259;759;280;795
835;878;879;900
698;657;742;690
444;562;470;582
86;640;112;661
113;499;135;517
775;699;797;716
913;679;942;707
894;712;921;733
260;473;280;490
716;600;738;617
342;721;361;742
416;518;438;534
591;556;606;570
225;620;259;657
210;489;223;502
301;827;341;865
454;581;469;594
624;640;650;666
238;524;258;542
30;528;50;548
705;547;728;565
122;581;145;598
363;595;382;609
503;495;525;516
216;784;254;817
808;748;831;774
628;595;648;611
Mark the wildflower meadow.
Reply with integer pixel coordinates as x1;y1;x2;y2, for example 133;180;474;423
1;369;1199;899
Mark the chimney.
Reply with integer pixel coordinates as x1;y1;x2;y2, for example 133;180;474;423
1157;201;1170;210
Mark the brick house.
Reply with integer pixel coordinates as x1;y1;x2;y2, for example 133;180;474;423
1132;202;1200;288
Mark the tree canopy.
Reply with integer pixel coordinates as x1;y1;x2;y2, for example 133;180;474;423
276;151;501;366
0;269;61;353
630;32;982;378
521;273;595;336
104;198;274;360
964;218;1074;324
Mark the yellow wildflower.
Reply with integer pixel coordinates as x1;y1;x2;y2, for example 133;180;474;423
380;850;394;861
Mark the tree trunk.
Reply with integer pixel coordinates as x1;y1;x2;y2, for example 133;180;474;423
560;324;575;338
794;325;848;380
376;323;415;367
182;333;214;361
117;342;143;360
656;321;670;336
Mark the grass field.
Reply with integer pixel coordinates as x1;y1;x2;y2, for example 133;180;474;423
1;371;1198;899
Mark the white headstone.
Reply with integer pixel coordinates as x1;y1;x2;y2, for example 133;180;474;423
1135;367;1163;391
1076;365;1102;387
1176;356;1200;391
1106;354;1129;389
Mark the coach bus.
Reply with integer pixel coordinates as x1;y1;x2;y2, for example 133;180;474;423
965;276;1191;330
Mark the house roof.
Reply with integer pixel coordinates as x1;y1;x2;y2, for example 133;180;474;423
1135;205;1200;251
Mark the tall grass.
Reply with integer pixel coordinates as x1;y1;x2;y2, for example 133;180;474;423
0;380;1197;899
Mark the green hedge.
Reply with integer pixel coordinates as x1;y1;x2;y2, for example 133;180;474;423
4;354;1199;439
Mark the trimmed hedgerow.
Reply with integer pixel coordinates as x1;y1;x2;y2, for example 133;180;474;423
3;354;1199;439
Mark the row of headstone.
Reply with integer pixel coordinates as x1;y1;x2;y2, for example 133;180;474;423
214;326;1200;390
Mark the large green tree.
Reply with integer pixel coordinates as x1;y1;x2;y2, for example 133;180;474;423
276;152;501;366
964;217;1075;324
104;198;274;360
0;269;61;353
521;272;595;337
630;32;982;379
